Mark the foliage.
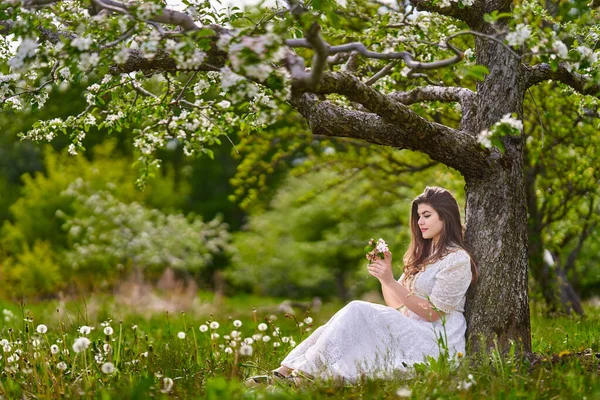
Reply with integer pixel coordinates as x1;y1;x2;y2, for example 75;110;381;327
60;178;232;284
229;157;462;300
1;240;63;298
0;297;598;398
2;0;599;163
0;143;234;295
523;82;600;298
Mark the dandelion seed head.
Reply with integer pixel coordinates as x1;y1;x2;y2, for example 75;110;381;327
104;326;114;335
57;361;67;371
162;377;174;393
50;344;60;354
233;320;242;328
258;323;268;332
79;326;92;335
210;321;219;330
262;335;271;342
101;362;115;374
225;347;233;354
36;324;48;334
240;344;253;356
177;332;186;339
72;337;91;353
199;325;208;332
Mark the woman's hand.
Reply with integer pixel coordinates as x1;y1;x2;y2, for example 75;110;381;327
367;250;394;284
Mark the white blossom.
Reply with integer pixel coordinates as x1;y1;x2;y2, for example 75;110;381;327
219;67;244;89
376;238;389;253
553;41;568;59
68;144;78;156
499;113;523;132
216;100;231;109
506;24;531;47
477;129;493;149
71;37;93;51
577;46;598;64
79;52;100;70
114;46;130;64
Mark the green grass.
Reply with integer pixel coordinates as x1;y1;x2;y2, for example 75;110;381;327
0;295;599;399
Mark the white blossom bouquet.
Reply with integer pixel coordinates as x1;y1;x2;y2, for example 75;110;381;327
364;237;389;264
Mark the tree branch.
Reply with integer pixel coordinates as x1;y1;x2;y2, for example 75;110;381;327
289;91;489;178
390;86;475;105
409;0;480;26
526;63;600;97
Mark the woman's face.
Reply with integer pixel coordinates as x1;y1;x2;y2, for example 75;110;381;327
417;203;444;245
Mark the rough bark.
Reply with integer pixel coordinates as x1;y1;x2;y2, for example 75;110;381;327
462;23;532;353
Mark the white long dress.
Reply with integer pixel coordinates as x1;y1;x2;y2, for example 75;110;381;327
280;249;472;382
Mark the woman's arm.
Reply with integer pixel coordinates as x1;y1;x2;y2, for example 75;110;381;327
381;281;404;308
367;250;404;308
380;279;443;322
368;251;443;322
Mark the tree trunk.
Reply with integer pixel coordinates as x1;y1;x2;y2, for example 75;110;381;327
464;169;532;353
464;29;531;353
524;163;563;313
334;271;348;304
556;266;584;316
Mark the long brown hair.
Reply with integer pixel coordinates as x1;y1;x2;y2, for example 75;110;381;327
402;186;478;284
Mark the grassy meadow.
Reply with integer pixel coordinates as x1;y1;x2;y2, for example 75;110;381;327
0;293;599;399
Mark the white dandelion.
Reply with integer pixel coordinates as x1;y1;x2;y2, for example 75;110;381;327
72;337;91;353
101;362;115;374
240;344;253;356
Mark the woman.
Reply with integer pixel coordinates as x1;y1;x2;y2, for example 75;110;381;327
246;186;477;386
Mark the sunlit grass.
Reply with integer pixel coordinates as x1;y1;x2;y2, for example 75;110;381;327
0;295;598;399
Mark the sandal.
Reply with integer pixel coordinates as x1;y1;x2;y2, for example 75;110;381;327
244;374;273;388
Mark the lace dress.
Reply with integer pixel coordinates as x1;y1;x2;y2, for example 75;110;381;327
280;249;472;382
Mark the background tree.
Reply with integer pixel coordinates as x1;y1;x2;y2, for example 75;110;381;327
524;83;600;316
2;0;600;352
